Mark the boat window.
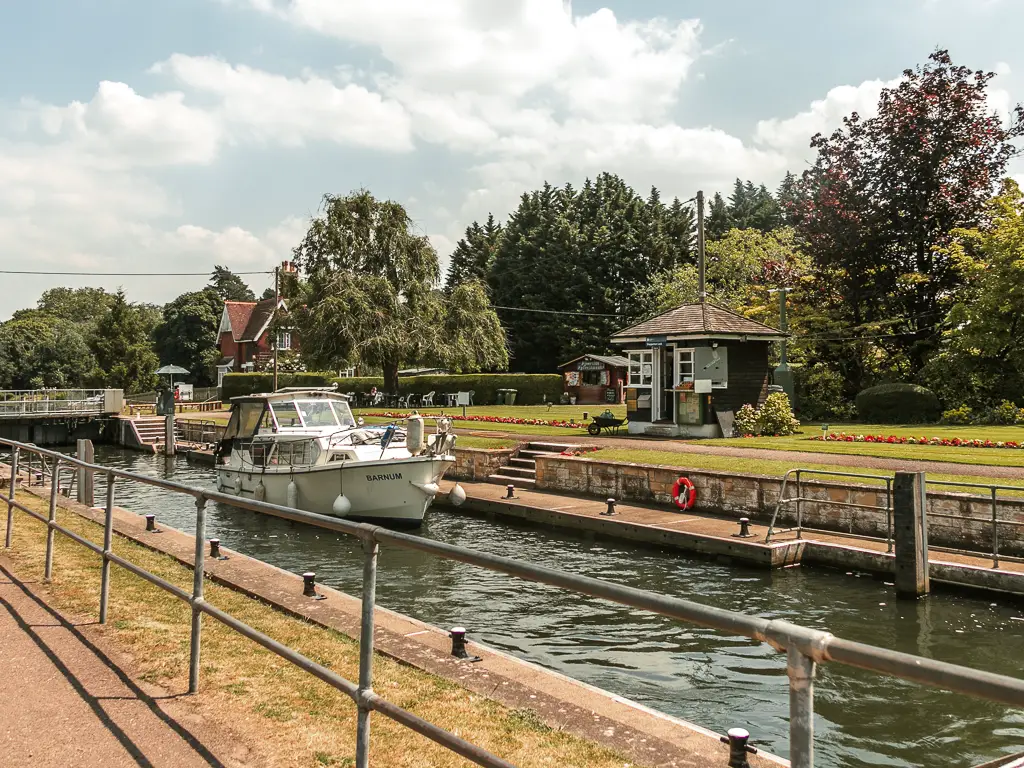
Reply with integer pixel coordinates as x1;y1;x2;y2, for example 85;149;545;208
224;402;265;439
271;401;302;428
332;400;357;428
295;400;340;428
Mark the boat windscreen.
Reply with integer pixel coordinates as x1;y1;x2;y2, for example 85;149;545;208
295;400;339;428
271;401;302;428
223;402;265;439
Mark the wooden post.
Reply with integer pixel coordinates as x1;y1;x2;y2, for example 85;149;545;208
893;471;930;598
164;413;176;457
76;439;94;507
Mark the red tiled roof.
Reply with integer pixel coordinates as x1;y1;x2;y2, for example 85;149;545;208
241;297;280;342
611;302;785;340
224;301;256;343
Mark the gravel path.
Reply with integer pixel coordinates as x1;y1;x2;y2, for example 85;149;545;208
463;429;1024;481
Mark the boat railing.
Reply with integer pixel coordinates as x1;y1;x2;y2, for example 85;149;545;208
5;435;1024;768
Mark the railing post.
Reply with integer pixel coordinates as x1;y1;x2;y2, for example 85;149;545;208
787;646;816;768
795;470;803;540
991;487;1000;569
885;477;894;554
355;536;380;768
44;458;60;581
5;446;19;548
99;472;116;624
189;495;208;694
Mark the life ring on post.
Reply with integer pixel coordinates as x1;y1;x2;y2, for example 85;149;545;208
672;477;696;511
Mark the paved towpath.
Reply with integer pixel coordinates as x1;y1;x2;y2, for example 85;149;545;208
462;429;1024;481
0;559;255;768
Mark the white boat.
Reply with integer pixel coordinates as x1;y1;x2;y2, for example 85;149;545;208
214;389;456;526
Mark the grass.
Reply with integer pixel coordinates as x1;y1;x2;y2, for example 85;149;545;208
696;423;1024;469
456;436;520;450
0;494;635;768
591;448;1024;496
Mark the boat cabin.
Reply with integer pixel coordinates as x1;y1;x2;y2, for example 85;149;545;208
610;302;785;438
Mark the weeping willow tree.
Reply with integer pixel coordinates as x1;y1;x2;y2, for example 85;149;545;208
293;190;508;389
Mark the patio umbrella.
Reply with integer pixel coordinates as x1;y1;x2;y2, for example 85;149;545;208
155;364;190;389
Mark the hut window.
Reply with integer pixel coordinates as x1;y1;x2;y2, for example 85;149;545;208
677;349;694;384
627;351;653;387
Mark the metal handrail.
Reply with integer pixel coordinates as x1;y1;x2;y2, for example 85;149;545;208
926;479;1024;569
5;439;1024;768
765;468;894;549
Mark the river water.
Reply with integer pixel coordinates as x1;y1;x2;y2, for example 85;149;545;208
72;447;1024;767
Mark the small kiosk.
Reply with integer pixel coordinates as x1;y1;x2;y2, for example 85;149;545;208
557;354;628;405
610;302;785;437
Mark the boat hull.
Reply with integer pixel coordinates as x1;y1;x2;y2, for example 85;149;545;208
215;456;453;525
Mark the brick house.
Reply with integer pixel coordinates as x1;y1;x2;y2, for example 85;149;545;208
610;302;785;438
215;297;291;386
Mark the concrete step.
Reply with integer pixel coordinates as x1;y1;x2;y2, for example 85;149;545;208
525;442;578;453
486;474;537;489
518;449;567;460
497;465;536;480
508;457;536;469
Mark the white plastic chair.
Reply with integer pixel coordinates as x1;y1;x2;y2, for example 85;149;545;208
422;391;435;407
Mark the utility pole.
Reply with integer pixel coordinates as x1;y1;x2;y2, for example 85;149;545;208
768;287;795;402
272;264;280;393
696;191;706;303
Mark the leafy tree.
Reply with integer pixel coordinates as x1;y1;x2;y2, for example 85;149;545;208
793;49;1024;377
920;179;1024;406
209;265;256;302
777;171;802;226
35;287;115;326
0;313;96;389
91;289;159;394
293;190;507;389
445;213;503;292
153;289;223;386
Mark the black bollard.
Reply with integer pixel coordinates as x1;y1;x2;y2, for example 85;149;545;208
602;498;617;516
302;572;318;597
449;626;482;662
733;518;754;539
719;728;755;767
145;514;156;532
209;538;227;559
505;484;515;499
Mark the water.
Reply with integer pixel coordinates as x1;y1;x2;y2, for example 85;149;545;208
79;447;1024;767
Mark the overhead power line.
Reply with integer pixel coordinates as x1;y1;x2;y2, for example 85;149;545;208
0;269;275;276
492;305;627;318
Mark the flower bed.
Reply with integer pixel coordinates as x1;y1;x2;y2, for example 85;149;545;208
813;433;1021;449
363;412;588;429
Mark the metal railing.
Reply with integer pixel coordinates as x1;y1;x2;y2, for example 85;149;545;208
925;480;1024;569
0;389;108;417
175;419;225;446
765;469;895;549
5;438;1024;768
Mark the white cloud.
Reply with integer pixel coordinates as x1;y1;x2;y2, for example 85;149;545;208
153;55;413;152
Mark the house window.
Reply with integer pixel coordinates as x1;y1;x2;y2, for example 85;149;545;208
627;351;653;387
276;332;292;350
677;349;694;384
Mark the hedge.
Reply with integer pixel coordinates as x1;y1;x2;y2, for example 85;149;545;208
221;372;565;405
221;372;335;401
333;374;564;406
854;383;942;424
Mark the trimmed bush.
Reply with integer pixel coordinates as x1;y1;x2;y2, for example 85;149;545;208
941;405;974;425
335;374;564;406
733;404;759;436
221;372;335;400
854;383;941;424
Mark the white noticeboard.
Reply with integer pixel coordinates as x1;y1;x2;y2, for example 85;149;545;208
694;379;713;394
457;391;471;406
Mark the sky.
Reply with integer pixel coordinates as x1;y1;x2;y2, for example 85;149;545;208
0;0;1022;318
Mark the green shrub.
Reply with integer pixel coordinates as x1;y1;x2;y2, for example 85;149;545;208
733;404;759;436
854;383;941;424
940;405;974;425
986;400;1023;425
757;392;801;436
221;372;335;400
334;374;563;406
795;363;855;421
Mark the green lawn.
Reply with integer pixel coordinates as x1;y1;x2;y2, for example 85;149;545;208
592;448;1024;496
352;404;623;437
695;423;1024;468
456;436;519;450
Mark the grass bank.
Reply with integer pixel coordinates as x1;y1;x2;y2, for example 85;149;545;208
591;448;1024;496
0;494;633;768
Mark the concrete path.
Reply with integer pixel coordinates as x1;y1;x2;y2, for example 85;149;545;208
463;429;1024;481
0;560;255;768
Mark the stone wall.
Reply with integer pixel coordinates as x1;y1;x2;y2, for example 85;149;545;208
449;447;516;482
535;455;1024;556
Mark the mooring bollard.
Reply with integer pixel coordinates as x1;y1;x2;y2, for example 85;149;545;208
733;518;754;538
720;727;755;767
302;572;318;597
209;538;224;559
602;498;617;516
145;514;156;532
505;484;515;499
449;626;482;662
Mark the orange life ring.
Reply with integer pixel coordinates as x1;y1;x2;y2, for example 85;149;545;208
672;477;696;511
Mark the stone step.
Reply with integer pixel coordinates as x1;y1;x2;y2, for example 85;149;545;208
497;465;536;480
525;442;578;453
518;449;565;460
485;474;537;489
508;457;536;468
